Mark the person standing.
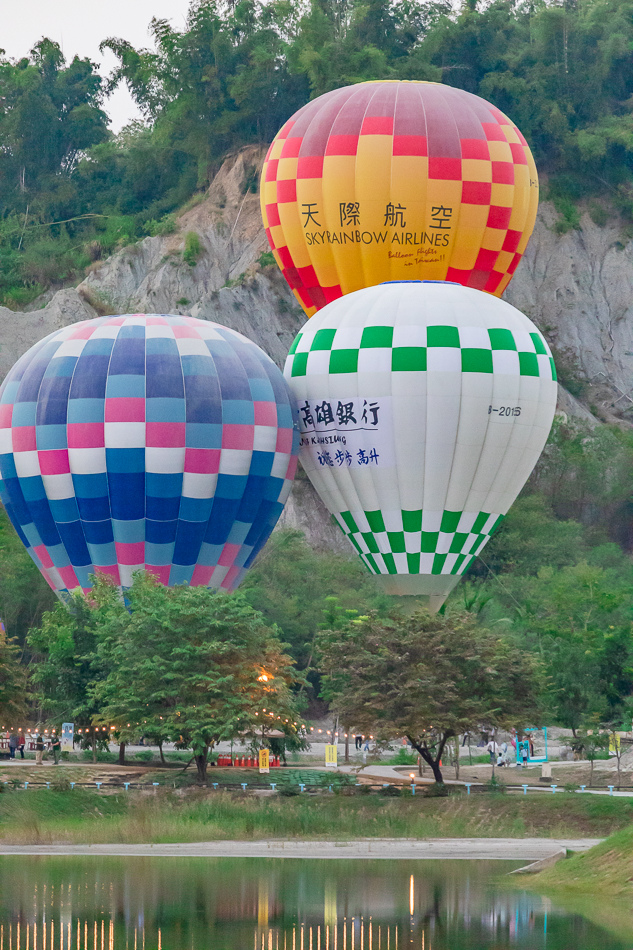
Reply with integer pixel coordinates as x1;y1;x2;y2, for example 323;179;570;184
35;734;45;765
521;741;529;769
8;733;18;759
18;734;25;759
51;734;61;765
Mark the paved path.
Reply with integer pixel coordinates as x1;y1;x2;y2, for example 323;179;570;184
340;765;633;795
0;838;602;860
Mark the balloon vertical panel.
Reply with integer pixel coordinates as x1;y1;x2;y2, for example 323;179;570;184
0;315;299;601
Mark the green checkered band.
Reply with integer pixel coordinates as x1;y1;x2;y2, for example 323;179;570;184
286;325;556;382
334;508;504;577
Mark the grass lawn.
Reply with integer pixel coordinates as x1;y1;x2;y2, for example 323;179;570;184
1;785;632;845
531;824;633;895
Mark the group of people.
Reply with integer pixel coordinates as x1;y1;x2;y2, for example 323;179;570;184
5;732;62;765
487;736;535;768
6;733;25;759
354;735;371;752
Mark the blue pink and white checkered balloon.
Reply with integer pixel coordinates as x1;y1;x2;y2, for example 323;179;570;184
0;314;299;600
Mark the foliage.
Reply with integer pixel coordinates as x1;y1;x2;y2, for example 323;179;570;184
0;627;28;723
0;507;55;648
91;573;304;780
27;593;106;752
241;529;390;699
182;230;202;266
317;609;544;783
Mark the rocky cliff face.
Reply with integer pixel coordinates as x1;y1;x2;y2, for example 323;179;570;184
2;148;629;546
505;202;633;421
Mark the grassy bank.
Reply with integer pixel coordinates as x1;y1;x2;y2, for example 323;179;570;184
0;787;632;845
532;824;633;895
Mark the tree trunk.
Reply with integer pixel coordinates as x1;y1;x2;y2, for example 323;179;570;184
454;738;460;782
92;732;97;764
408;735;446;784
344;728;350;764
195;747;209;782
118;742;126;766
158;740;166;765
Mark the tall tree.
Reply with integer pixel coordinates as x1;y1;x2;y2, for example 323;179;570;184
28;593;107;759
92;573;304;781
0;626;28;724
318;609;543;783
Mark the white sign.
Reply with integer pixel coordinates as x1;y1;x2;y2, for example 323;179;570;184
298;397;393;470
61;723;74;752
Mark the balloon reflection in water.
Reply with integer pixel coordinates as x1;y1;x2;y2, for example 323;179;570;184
0;859;621;950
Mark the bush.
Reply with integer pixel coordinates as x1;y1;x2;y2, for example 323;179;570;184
423;782;450;798
146;214;177;237
486;776;507;794
392;748;417;765
183;231;202;267
378;784;402;797
133;750;154;762
257;250;275;268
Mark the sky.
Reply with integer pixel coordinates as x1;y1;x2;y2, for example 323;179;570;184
0;0;193;130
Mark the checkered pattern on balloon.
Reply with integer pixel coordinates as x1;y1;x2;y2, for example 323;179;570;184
0;316;298;599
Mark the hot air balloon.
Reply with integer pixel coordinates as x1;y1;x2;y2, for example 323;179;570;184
0;315;299;601
284;282;556;610
261;80;538;318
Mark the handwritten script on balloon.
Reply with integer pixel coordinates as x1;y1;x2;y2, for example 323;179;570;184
298;397;391;469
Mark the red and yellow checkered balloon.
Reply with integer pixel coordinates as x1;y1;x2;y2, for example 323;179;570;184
260;81;538;318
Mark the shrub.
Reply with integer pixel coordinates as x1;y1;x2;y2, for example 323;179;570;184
392;747;417;765
146;214;177;237
183;231;202;267
423;782;450;798
257;250;275;268
378;784;402;797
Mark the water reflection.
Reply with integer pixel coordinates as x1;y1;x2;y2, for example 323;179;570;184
0;858;626;950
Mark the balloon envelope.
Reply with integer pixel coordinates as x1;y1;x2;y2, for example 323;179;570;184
284;282;556;609
0;315;299;600
261;80;538;318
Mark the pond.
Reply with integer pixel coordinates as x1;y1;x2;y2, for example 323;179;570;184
0;857;629;950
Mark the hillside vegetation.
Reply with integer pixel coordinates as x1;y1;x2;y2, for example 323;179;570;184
534;824;633;893
2;0;633;306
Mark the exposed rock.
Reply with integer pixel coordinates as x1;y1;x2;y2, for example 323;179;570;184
77;146;304;367
0;288;97;381
276;470;350;553
505;203;633;420
555;384;599;427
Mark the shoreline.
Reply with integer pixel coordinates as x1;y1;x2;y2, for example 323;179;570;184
0;837;602;860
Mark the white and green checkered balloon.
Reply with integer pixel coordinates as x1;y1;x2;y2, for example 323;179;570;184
284;281;557;610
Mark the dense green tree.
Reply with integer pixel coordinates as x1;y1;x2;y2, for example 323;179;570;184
480;560;633;732
0;39;108;206
317;609;543;783
0;626;28;724
0;508;55;649
27;592;107;759
92;573;304;781
241;528;390;688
